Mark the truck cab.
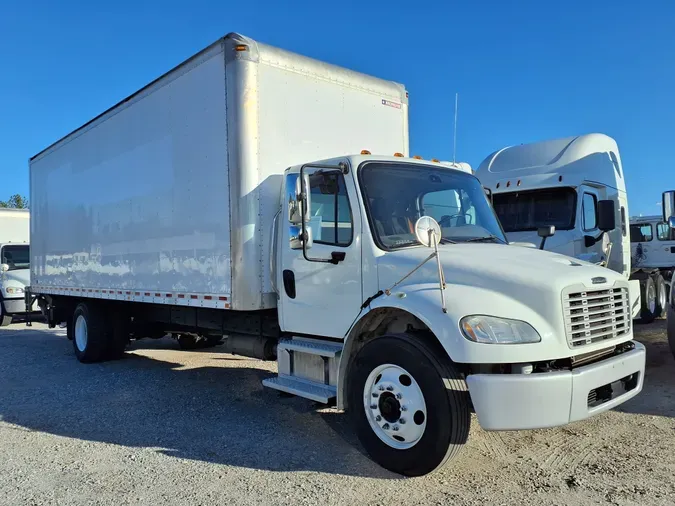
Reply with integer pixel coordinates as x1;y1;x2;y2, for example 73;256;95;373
265;152;645;475
475;134;643;319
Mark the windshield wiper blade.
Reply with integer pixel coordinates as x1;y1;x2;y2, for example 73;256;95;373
439;238;457;244
462;235;505;244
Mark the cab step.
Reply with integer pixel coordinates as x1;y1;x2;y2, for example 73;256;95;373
262;375;337;403
262;337;343;404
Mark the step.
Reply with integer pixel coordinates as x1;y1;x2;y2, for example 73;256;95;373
262;375;337;403
277;338;343;358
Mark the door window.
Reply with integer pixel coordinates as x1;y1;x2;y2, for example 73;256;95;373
630;223;653;242
582;193;597;231
308;172;353;246
657;222;675;241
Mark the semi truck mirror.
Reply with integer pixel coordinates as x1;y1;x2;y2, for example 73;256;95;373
597;200;616;232
662;190;675;225
414;216;442;248
287;173;311;224
0;263;8;272
289;224;313;250
537;226;555;250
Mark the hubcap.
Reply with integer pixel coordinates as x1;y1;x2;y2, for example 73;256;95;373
363;364;427;450
74;314;88;352
648;284;656;314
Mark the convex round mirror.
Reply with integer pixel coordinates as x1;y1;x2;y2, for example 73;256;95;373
414;216;441;248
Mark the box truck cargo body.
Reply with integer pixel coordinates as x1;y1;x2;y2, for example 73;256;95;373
29;33;645;477
29;33;409;311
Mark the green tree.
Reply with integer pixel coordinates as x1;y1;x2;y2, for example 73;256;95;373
0;194;28;209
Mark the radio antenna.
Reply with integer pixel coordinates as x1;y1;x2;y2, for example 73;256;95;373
452;92;459;163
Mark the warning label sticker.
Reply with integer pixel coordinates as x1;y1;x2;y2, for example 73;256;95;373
381;99;401;109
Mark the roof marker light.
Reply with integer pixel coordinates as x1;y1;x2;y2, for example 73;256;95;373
413;155;422;160
235;44;248;52
361;150;371;155
393;152;404;157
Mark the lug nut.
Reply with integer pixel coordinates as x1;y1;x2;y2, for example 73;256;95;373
372;393;379;398
375;415;381;422
401;406;407;412
370;404;377;409
378;385;385;391
386;386;394;391
382;423;390;430
393;426;399;432
396;393;402;399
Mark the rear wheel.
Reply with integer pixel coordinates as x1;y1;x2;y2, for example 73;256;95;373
639;276;657;324
347;334;470;476
72;302;110;363
654;274;667;319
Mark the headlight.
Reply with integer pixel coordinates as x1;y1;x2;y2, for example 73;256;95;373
460;315;541;344
5;287;24;295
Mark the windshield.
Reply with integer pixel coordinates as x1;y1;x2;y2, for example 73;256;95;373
491;187;576;232
359;162;507;249
1;245;29;270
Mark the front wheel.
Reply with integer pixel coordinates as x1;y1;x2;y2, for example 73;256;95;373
0;301;12;327
639;276;657;324
347;334;470;476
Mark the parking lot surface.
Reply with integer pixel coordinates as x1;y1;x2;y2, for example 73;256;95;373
0;321;673;506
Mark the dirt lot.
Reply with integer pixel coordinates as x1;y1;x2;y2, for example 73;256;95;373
0;321;673;506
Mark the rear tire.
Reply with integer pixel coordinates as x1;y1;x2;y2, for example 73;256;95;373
177;334;200;350
654;274;667;319
639;276;657;324
72;302;110;363
347;334;470;476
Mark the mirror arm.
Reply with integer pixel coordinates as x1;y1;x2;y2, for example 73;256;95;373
539;237;547;250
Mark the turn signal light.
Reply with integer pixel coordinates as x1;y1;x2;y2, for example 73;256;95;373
235;44;248;52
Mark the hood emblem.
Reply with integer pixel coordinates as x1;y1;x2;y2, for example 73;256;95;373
591;277;607;285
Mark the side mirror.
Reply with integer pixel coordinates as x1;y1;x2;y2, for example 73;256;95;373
287;173;311;224
597;199;616;232
483;186;493;204
538;225;555;250
414;216;442;248
0;263;8;272
289;224;313;250
663;190;675;225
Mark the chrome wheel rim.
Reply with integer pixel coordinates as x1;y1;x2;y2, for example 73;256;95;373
648;283;657;314
363;363;427;450
74;314;88;352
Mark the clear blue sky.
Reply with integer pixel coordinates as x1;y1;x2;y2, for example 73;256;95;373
1;0;672;216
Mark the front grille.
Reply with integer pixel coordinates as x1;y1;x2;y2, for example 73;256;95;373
563;286;630;348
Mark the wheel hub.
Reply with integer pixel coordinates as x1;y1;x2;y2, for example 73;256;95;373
363;363;427;450
378;392;401;423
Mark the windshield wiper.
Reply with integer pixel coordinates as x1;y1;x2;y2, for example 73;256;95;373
461;235;505;244
439;238;457;244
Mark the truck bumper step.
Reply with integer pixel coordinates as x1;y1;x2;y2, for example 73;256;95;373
262;375;337;403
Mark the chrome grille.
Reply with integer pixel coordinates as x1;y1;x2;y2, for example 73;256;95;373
563;286;630;348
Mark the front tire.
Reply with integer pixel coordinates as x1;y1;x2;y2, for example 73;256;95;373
639;276;657;324
72;302;110;363
654;274;667;319
0;300;11;327
347;334;470;476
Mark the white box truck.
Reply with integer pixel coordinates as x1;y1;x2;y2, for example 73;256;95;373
28;33;646;476
0;208;38;325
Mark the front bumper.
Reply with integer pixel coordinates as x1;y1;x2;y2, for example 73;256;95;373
466;341;646;431
2;297;39;315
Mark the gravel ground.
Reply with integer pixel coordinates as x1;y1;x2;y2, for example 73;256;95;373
0;321;673;506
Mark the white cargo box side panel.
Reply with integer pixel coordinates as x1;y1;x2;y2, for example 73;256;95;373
30;45;232;303
226;34;409;310
0;209;30;243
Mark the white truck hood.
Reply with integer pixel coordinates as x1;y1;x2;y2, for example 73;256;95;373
2;268;29;287
376;243;632;363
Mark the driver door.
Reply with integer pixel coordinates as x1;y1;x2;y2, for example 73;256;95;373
277;166;363;338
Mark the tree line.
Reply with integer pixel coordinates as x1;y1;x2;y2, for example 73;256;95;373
0;194;28;209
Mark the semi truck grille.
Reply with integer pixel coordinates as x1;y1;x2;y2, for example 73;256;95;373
563;286;630;348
